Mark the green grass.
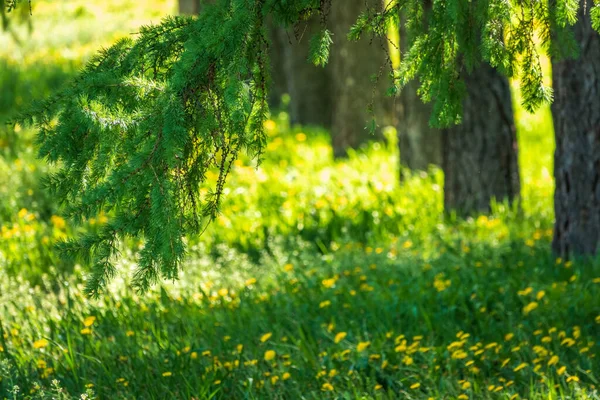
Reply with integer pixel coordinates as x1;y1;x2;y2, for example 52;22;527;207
1;1;599;399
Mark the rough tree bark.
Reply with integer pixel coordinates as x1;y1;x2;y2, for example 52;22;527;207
397;12;442;172
442;63;520;216
551;1;600;256
329;0;392;157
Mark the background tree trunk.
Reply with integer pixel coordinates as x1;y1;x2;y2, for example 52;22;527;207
278;18;332;128
442;63;520;216
267;22;288;110
397;12;441;173
178;0;198;15
551;1;600;256
329;0;392;157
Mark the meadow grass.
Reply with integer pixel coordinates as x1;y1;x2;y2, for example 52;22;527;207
1;1;598;399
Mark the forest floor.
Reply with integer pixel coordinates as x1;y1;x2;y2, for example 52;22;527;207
1;1;598;399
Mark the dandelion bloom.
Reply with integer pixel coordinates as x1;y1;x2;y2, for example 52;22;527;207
282;372;291;380
83;316;96;327
319;300;331;308
321;383;334;391
33;339;49;349
410;382;420;389
356;341;370;352
548;355;559;366
264;350;276;361
522;302;538;315
513;363;528;372
126;331;135;337
162;372;172;377
260;333;272;343
566;376;579;383
557;366;567;375
245;278;257;286
80;328;92;335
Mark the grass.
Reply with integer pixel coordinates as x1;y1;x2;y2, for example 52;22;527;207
1;1;598;399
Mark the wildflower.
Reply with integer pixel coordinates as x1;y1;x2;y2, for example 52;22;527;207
410;382;421;389
402;355;414;365
557;366;567;375
322;278;336;288
295;133;307;142
522;302;538;315
566;376;579;383
458;395;469;400
260;333;272;343
319;300;331;308
561;338;575;347
214;380;221;385
33;339;49;349
517;287;533;296
218;288;228;297
356;341;370;352
461;381;471;390
375;384;382;390
536;290;545;300
329;369;338;378
321;383;334;391
191;352;198;359
334;332;347;344
271;376;279;385
162;372;172;377
80;328;92;335
237;344;244;353
264;350;276;361
83;316;96;327
282;372;291;380
245;278;257;286
514;363;528;372
50;215;66;229
202;350;211;357
126;331;135;337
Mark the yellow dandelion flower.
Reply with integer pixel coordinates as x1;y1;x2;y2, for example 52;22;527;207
566;376;579;383
237;344;244;353
162;372;172;377
321;383;334;391
461;381;471;390
191;352;198;359
328;369;338;378
557;366;567;375
322;278;336;288
458;395;469;400
514;363;528;372
260;333;272;343
517;287;533;296
334;332;347;344
271;375;279;385
522;302;538;315
83;316;96;327
284;263;294;272
295;133;307;142
536;290;545;300
410;382;421;390
80;328;92;335
33;339;49;349
126;331;135;337
264;350;276;361
282;372;291;380
402;355;414;365
548;355;559;366
214;380;221;385
245;278;257;286
319;300;331;308
218;288;228;297
356;341;370;352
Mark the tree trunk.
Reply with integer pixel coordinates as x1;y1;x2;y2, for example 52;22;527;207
551;1;600;256
267;22;288;110
397;12;442;172
278;17;332;128
329;0;392;157
442;63;520;216
178;0;198;15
